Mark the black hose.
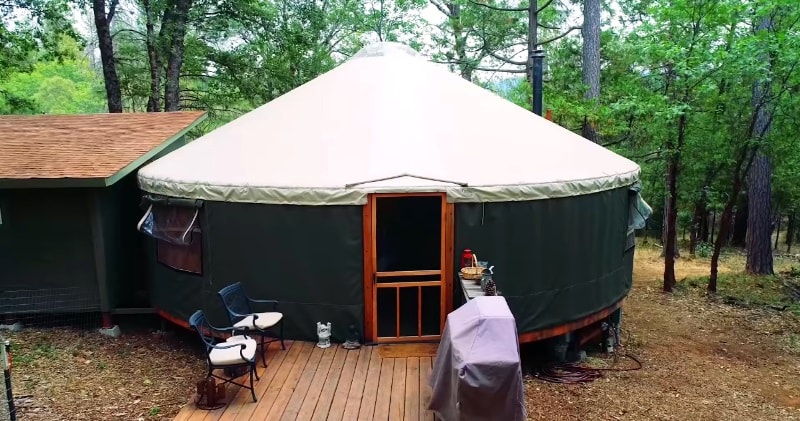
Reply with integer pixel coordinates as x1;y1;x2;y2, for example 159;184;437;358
534;352;643;384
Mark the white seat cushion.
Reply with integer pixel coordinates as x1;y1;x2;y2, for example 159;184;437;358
209;338;257;365
233;312;283;330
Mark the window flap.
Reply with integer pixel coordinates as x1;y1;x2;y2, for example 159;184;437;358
138;204;200;245
628;182;652;234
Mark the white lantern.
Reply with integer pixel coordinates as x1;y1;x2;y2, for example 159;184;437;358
316;322;331;349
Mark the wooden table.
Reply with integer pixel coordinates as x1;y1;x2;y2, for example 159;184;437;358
458;273;485;301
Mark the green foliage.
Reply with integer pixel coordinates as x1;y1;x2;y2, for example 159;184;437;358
0;36;105;114
696;242;713;258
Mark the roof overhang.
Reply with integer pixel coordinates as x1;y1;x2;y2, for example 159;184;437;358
0;112;207;189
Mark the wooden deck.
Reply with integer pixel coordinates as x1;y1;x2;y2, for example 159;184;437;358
174;341;437;421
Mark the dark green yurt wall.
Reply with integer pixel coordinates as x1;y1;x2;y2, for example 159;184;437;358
453;187;634;334
147;201;365;342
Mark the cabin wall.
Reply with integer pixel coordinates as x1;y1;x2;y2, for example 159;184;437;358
453;187;632;334
98;173;149;309
0;189;100;314
147;201;364;342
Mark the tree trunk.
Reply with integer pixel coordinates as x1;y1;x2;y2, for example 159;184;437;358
745;154;773;274
774;214;781;250
787;212;795;253
447;3;472;81
710;128;763;290
163;0;193;111
730;195;748;247
581;0;600;143
710;211;717;243
744;13;776;274
689;195;708;255
663;156;679;292
660;197;680;255
700;208;710;243
710;197;736;293
663;113;686;292
143;0;161;112
92;0;122;113
710;164;749;293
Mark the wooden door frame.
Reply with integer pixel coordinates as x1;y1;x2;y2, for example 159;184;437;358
362;192;454;343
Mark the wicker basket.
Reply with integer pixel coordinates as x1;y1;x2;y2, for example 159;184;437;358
460;254;484;281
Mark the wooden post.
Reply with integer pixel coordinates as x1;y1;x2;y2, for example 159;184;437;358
89;191;112;328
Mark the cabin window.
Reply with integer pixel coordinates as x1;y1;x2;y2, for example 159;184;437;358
138;203;203;275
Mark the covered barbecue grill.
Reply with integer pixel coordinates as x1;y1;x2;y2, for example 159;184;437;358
428;296;526;420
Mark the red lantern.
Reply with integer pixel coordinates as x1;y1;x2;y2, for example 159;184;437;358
461;249;474;269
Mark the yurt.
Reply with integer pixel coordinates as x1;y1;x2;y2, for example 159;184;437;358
136;42;649;344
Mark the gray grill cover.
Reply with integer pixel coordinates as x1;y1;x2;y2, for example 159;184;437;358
428;296;526;420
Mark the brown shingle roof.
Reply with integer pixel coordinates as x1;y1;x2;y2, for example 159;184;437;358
0;111;206;185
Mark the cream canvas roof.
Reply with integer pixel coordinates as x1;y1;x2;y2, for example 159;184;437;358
137;42;640;205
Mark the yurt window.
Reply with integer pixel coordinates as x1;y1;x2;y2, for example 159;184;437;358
138;202;203;275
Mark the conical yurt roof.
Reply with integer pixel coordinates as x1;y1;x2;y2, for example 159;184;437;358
137;42;640;206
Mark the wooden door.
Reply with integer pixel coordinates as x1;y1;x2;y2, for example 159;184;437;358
362;193;452;343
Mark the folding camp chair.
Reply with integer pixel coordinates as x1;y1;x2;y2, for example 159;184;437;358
189;310;260;402
217;282;285;368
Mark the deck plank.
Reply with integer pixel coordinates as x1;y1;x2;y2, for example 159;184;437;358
342;346;373;419
244;341;306;421
389;358;407;421
218;341;281;421
278;345;325;421
230;342;293;421
195;341;285;421
295;345;337;419
357;347;383;420
174;341;443;421
173;398;196;421
310;346;348;421
403;357;420;421
372;358;395;421
418;357;433;421
263;341;315;421
325;347;361;421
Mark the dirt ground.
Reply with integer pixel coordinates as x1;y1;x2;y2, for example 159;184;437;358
6;244;800;420
5;322;206;420
526;245;800;421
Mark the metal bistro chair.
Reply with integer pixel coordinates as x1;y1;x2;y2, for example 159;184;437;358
189;310;260;402
218;282;285;368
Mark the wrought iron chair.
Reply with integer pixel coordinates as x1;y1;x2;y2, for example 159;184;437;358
217;282;285;367
189;310;260;402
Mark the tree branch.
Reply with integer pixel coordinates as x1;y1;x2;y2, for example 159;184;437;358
107;0;119;22
484;48;527;66
112;28;146;40
468;0;526;12
430;59;528;74
429;0;450;16
537;26;581;46
474;66;527;73
536;0;554;13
